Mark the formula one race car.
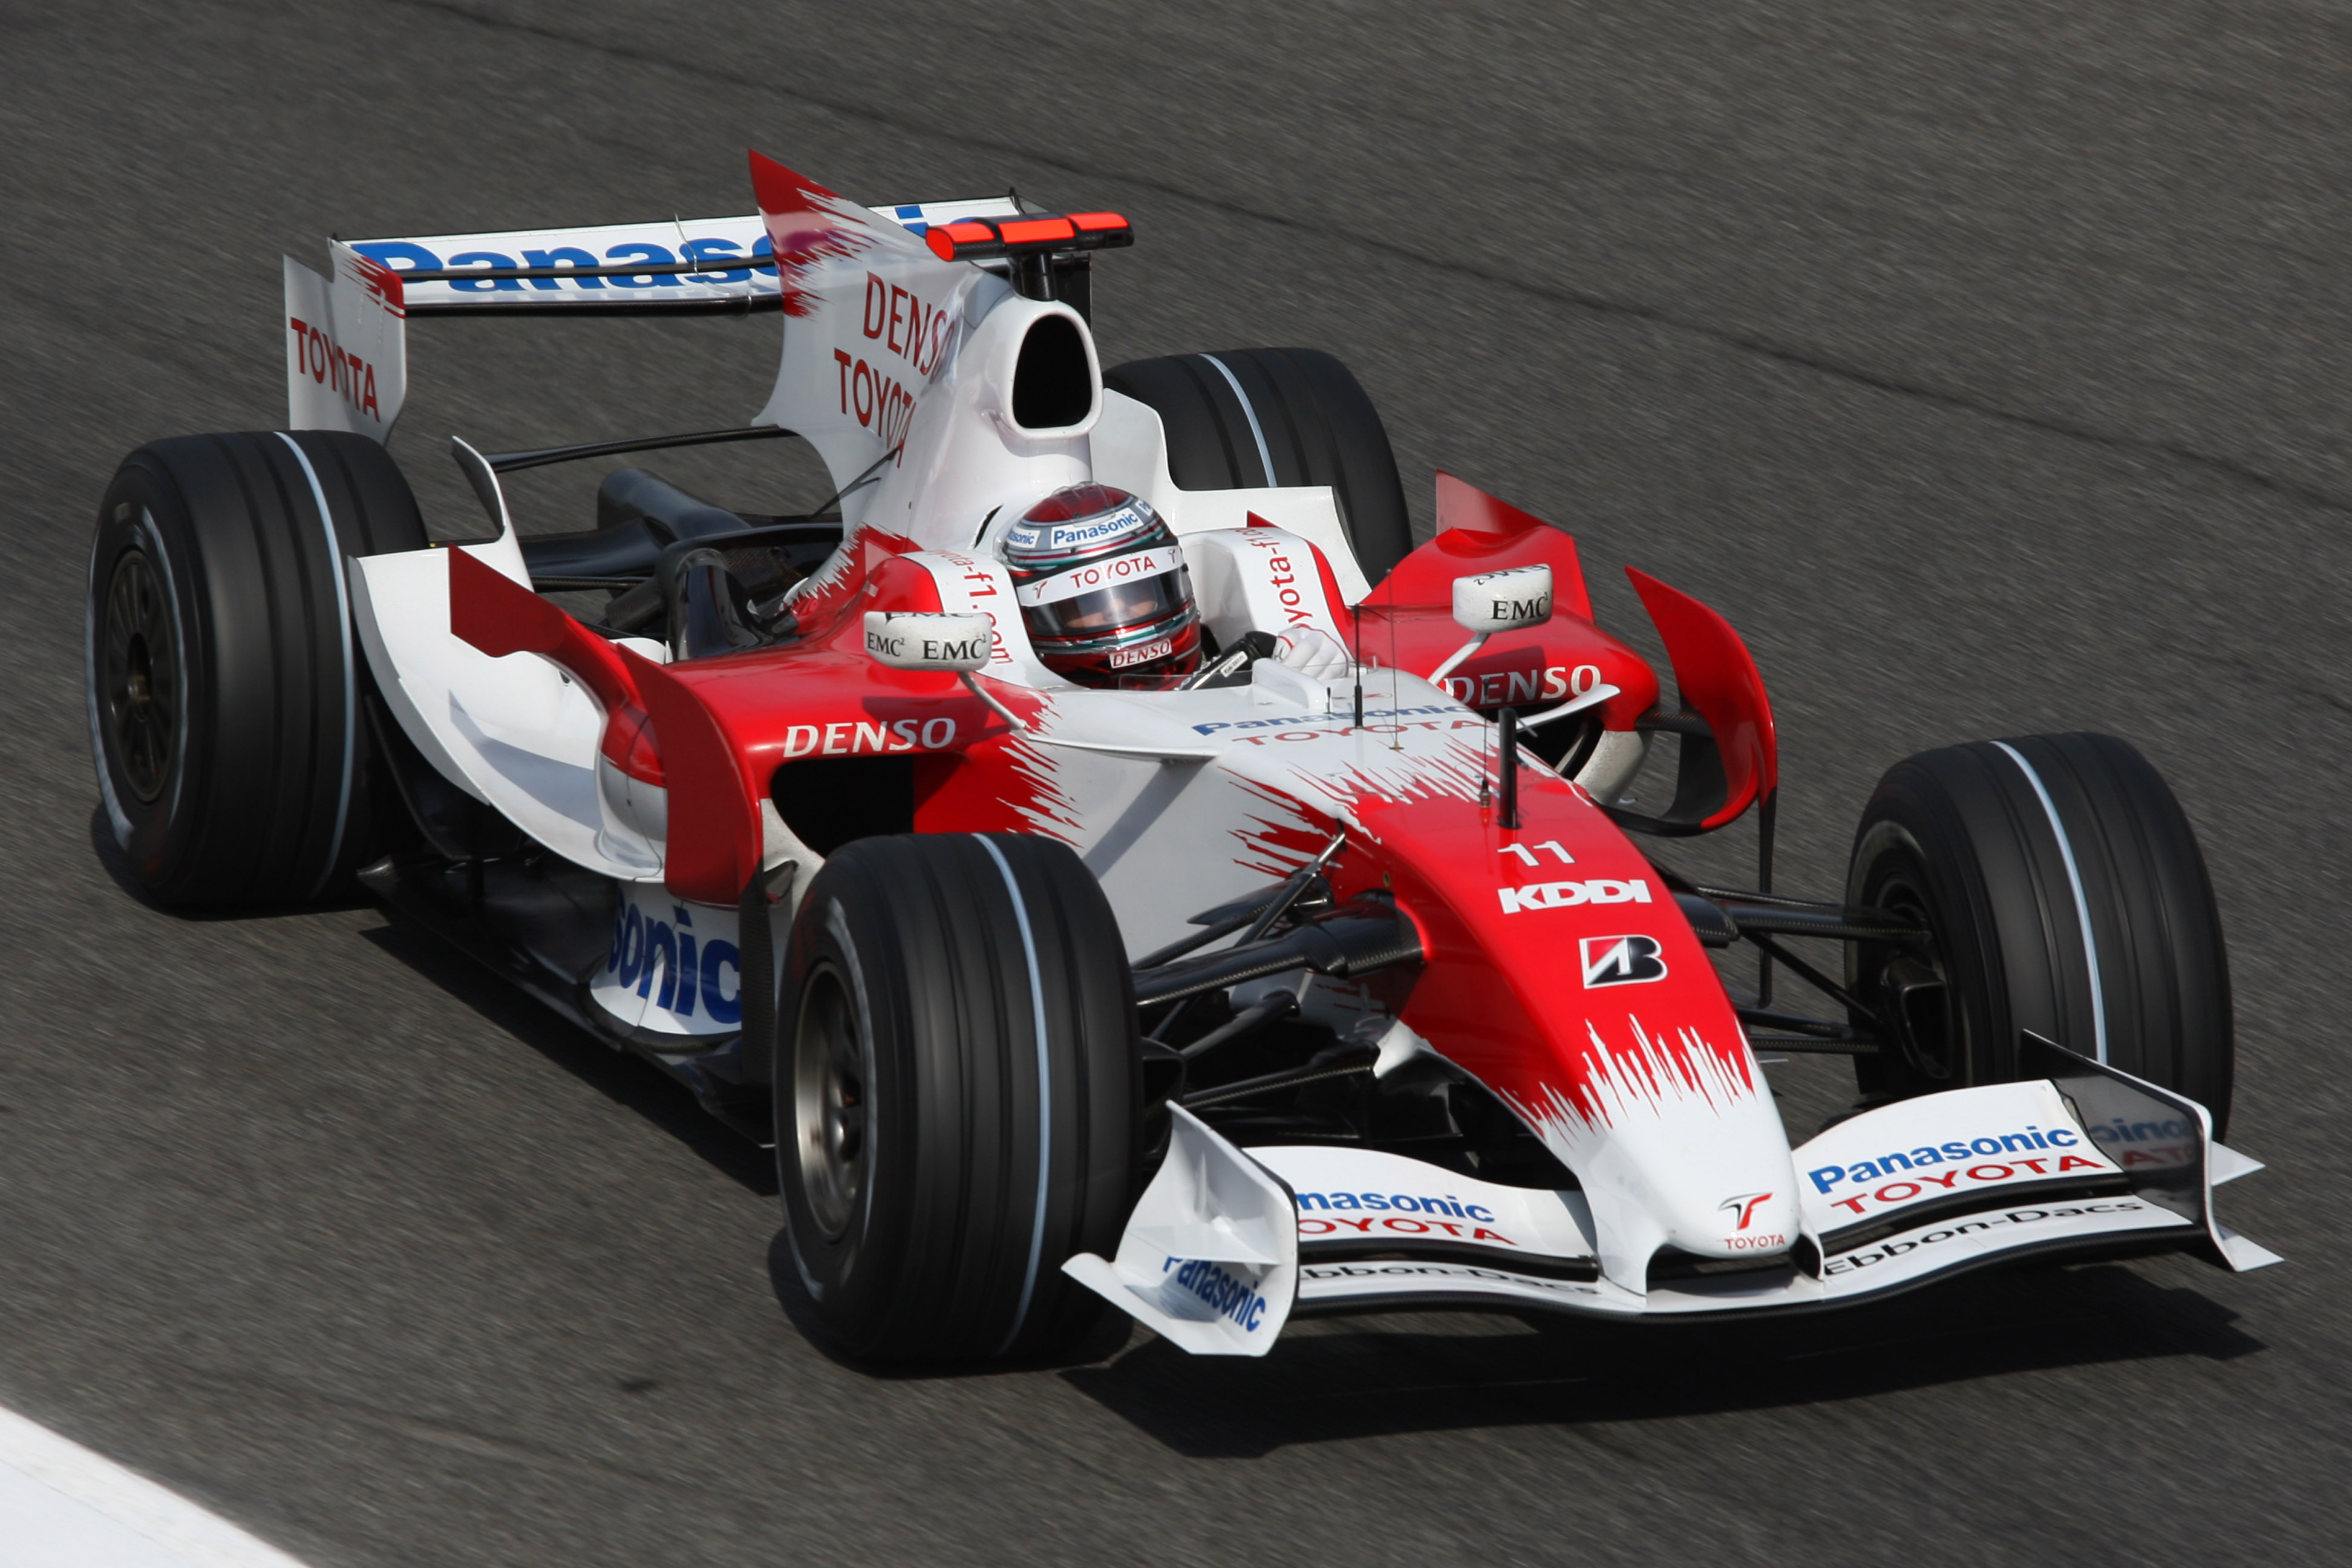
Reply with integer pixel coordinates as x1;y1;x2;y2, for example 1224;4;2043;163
85;151;2276;1362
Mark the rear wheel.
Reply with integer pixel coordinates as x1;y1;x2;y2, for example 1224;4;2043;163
85;431;426;907
777;832;1142;1364
1845;734;2233;1133
1103;347;1413;583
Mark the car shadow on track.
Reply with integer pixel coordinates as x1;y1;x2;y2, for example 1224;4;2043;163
86;806;379;920
88;809;772;1196
356;913;779;1197
1060;1263;2264;1457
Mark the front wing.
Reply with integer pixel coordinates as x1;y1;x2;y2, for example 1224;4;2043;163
1064;1040;2277;1354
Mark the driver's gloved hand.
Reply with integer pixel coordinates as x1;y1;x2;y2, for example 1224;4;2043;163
1273;627;1351;679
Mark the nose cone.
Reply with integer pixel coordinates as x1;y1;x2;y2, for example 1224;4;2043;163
1333;772;1805;1294
1581;1111;1802;1284
1647;1132;1802;1261
1512;1015;1800;1289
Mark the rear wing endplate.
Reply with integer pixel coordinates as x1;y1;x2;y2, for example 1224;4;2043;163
283;242;407;444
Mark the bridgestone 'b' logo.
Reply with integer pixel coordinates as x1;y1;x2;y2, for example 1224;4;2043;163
1580;935;1668;988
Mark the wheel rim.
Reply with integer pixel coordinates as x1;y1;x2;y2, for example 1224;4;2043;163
792;964;869;1242
102;549;177;804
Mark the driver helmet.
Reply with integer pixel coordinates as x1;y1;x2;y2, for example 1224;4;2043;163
1000;483;1202;685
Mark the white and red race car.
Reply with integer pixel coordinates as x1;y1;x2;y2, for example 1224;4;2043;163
86;151;2275;1362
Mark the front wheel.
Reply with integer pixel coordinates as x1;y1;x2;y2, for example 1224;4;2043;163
776;833;1142;1364
1844;734;2233;1134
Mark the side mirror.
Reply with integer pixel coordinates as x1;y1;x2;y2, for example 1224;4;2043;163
863;610;993;671
864;610;1031;733
1452;564;1553;633
1432;564;1552;683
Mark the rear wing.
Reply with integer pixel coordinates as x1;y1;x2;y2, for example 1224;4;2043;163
345;198;1025;315
283;154;1133;479
279;197;1017;446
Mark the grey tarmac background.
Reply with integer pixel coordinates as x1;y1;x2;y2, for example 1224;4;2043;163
2;2;2347;1563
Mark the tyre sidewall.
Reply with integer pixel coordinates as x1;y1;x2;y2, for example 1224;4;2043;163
87;456;212;893
777;875;906;1337
1847;806;2008;1096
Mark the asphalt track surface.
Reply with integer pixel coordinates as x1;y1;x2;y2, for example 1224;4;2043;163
2;2;2347;1563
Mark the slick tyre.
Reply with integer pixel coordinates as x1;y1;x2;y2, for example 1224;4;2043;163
1845;734;2233;1132
1103;347;1413;583
85;431;426;908
777;833;1142;1364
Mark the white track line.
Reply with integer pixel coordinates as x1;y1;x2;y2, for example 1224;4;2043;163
0;1403;311;1568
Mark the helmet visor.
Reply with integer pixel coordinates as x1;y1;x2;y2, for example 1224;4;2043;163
1015;545;1190;645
